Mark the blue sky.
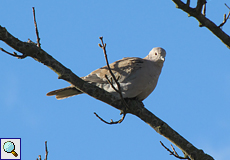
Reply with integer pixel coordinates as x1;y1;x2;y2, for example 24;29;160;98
0;1;230;160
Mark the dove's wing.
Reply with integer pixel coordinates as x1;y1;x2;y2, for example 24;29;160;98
46;57;144;100
83;57;144;84
83;57;162;100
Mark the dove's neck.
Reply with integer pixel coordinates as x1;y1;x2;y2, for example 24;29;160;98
150;61;164;75
149;60;164;68
156;62;164;68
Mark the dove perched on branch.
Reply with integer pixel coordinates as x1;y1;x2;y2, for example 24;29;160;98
47;47;166;101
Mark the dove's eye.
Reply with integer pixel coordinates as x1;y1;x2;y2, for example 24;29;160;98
155;53;158;55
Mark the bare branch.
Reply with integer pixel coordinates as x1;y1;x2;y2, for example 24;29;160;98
196;0;206;13
98;37;123;96
0;47;26;59
218;13;230;28
171;144;179;156
172;0;230;49
225;3;230;10
36;141;48;160
160;141;191;160
186;0;190;7
32;7;41;48
202;3;206;16
45;141;48;160
94;37;127;124
94;112;126;124
105;74;120;93
219;4;230;28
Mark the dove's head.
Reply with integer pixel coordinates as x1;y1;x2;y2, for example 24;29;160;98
145;47;166;63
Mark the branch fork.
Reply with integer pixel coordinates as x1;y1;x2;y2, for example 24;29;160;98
37;141;48;160
0;47;27;59
160;141;190;160
218;4;230;28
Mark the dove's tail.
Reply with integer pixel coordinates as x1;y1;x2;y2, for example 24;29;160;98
46;86;82;100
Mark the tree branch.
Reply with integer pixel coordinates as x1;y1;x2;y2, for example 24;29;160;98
160;141;190;159
93;36;127;124
45;141;48;160
37;141;48;160
218;4;230;28
172;0;230;49
196;0;206;13
0;47;26;59
0;25;214;160
32;7;41;48
94;112;126;124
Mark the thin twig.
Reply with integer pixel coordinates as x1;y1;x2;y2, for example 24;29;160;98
45;141;48;160
202;3;206;16
160;141;191;160
94;112;126;124
171;144;179;156
32;7;41;48
0;48;26;59
98;37;123;96
218;12;230;28
94;36;129;124
225;3;230;10
99;37;128;105
105;75;120;93
218;3;230;28
37;141;48;160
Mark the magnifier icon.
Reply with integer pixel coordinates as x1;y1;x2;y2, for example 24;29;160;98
3;141;18;157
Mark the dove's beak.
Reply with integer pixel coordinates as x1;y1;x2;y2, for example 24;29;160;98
160;56;165;62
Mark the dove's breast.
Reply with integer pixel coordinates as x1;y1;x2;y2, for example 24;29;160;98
134;61;163;100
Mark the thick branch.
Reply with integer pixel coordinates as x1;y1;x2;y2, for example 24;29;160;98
0;26;214;160
172;0;230;49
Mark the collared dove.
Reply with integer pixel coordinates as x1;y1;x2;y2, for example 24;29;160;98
47;47;166;101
